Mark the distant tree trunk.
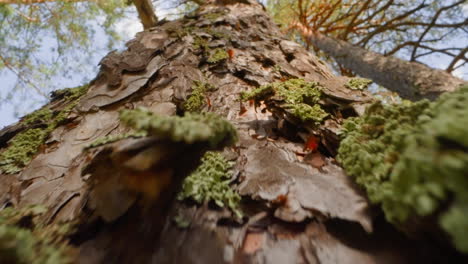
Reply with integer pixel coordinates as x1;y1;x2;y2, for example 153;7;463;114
0;0;464;263
304;31;466;100
133;0;158;29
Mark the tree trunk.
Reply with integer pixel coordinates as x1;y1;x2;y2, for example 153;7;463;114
133;0;158;29
305;31;466;101
0;1;464;263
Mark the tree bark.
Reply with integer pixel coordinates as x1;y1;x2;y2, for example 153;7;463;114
0;0;464;263
304;30;466;100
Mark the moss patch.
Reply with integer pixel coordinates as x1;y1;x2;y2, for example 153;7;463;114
345;77;373;90
177;151;242;217
183;81;214;113
0;85;88;174
23;108;53;126
119;108;238;148
207;48;229;64
240;78;328;124
192;36;209;51
85;131;147;150
0;205;75;264
338;86;468;253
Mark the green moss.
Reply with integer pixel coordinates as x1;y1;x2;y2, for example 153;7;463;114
23;108;53;125
0;85;88;174
345;77;372;90
240;79;328;124
177;151;242;218
184;81;215;113
119;108;238;148
192;36;209;51
0;205;75;264
240;85;274;101
206;28;230;40
207;48;228;64
0;129;50;174
85;131;147;149
172;214;190;229
284;103;329;123
338;86;468;253
168;26;195;39
51;85;88;101
203;11;225;22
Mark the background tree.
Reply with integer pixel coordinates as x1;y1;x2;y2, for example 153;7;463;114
267;0;467;95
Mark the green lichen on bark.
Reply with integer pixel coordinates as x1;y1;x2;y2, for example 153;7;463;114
0;129;50;174
0;205;75;264
338;86;468;253
202;10;226;22
207;48;229;64
177;151;242;218
51;85;88;102
23;108;53;125
240;78;328;124
0;85;88;174
192;36;209;51
85;131;148;150
345;77;373;90
183;81;214;112
119;108;238;148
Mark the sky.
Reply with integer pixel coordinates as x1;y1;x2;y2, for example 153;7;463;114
0;1;467;129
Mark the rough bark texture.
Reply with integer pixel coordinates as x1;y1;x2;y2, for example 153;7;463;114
0;0;465;263
307;32;466;101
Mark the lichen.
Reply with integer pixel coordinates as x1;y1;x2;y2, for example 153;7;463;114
345;77;372;90
85;131;147;150
202;11;226;22
240;79;328;124
167;25;195;39
119;108;238;148
0;129;50;174
51;85;88;102
0;205;75;264
284;103;329;123
23;108;53;125
338;86;468;253
0;85;88;174
177;151;242;218
207;48;229;64
192;36;209;51
183;81;213;113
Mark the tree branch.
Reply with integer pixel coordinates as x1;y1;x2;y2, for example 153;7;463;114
132;0;158;30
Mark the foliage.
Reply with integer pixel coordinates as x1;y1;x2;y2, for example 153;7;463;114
0;0;130;100
240;78;328;124
338;86;468;252
119;107;238;148
268;0;467;76
0;205;75;264
0;85;88;174
178;151;242;218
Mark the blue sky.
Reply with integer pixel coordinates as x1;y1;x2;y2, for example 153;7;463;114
0;1;466;128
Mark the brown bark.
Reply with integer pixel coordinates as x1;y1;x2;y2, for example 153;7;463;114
305;31;466;100
0;0;465;263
